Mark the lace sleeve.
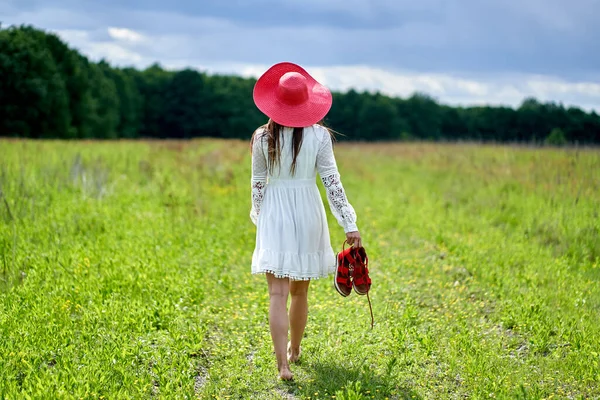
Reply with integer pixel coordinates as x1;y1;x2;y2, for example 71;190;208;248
316;131;358;233
250;133;268;225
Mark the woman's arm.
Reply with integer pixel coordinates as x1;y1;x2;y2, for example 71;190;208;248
316;130;359;235
250;134;268;225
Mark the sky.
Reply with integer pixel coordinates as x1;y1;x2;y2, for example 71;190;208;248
2;0;600;111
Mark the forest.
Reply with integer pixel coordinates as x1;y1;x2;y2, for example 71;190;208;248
1;24;599;144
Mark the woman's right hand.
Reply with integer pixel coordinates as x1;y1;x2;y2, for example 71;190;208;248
346;231;362;248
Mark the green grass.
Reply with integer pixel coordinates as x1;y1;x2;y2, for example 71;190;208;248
1;139;599;399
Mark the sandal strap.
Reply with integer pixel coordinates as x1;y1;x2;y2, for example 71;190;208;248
336;276;352;285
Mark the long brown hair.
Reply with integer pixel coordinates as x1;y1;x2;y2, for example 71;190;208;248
251;119;335;176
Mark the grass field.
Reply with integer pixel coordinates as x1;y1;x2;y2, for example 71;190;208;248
0;139;599;399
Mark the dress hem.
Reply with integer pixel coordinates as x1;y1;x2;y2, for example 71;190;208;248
251;248;336;281
251;269;333;281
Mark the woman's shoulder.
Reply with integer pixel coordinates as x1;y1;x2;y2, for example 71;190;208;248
308;124;334;148
308;124;330;141
253;125;269;141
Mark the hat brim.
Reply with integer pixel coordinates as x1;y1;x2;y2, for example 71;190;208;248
253;62;332;128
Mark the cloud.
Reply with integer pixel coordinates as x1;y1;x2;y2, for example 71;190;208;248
107;27;145;43
56;29;145;64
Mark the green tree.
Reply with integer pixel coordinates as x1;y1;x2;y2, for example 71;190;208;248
84;61;120;138
136;64;172;138
402;93;442;140
440;106;466;141
161;69;210;138
327;89;366;140
39;29;92;138
101;65;142;138
209;75;265;138
0;25;70;138
518;98;552;143
357;93;408;140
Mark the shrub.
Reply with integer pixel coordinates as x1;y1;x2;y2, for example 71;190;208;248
545;128;567;146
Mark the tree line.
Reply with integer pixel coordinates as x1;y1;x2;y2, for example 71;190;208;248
1;25;599;144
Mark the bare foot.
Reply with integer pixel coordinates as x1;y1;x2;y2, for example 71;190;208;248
287;343;301;364
279;365;293;381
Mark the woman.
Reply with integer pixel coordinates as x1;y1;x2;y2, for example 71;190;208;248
250;62;361;380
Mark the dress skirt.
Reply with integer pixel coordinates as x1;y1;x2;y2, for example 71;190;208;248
251;178;337;280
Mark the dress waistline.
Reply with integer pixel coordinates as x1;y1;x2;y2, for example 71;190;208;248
268;178;316;188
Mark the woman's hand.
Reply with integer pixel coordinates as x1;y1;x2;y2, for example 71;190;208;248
346;231;362;248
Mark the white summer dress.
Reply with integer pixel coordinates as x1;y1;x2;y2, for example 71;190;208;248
250;124;358;281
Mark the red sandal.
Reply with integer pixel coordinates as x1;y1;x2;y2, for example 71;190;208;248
351;247;371;296
334;244;353;297
335;241;374;328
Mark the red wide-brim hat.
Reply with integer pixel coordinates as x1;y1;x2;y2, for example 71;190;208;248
253;62;332;128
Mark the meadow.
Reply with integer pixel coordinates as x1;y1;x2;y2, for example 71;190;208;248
0;139;599;399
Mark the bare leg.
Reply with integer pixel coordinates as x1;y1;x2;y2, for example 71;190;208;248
266;273;292;380
289;279;310;362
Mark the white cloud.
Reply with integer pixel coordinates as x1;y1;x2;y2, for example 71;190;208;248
88;42;144;64
55;29;145;64
526;78;600;98
107;27;145;43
